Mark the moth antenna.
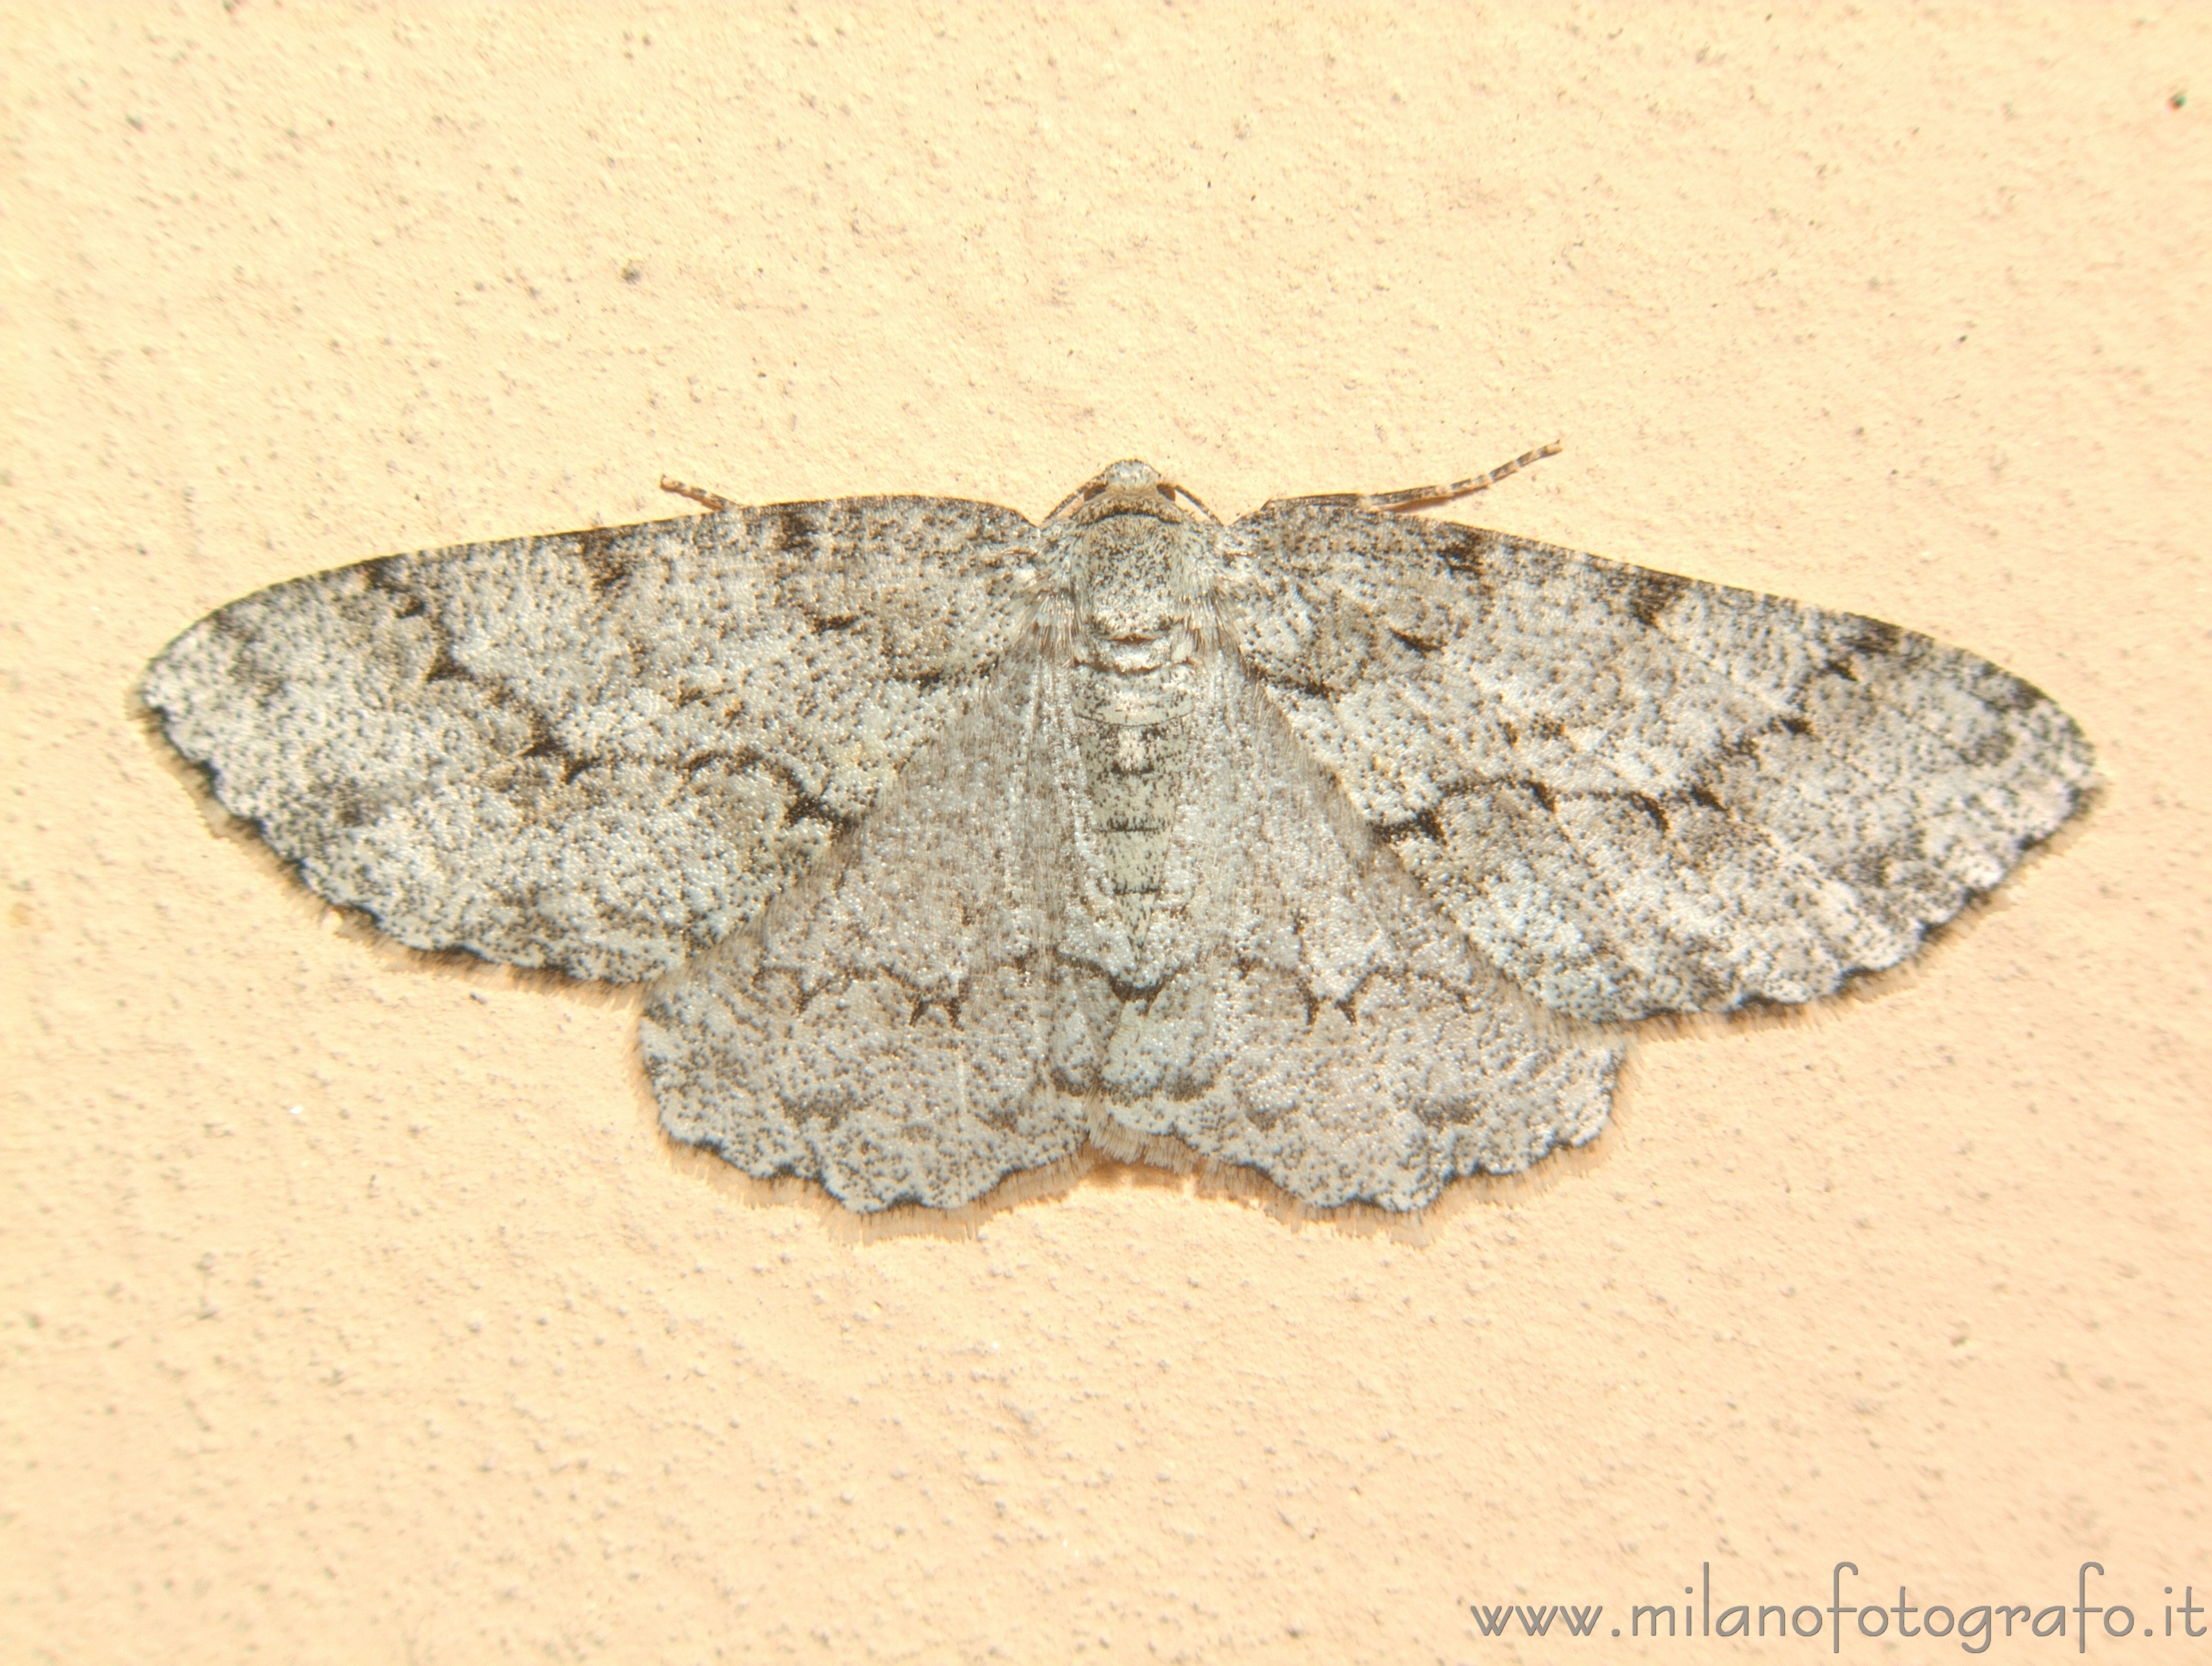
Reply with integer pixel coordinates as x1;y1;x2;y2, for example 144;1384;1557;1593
660;476;735;512
1353;440;1563;514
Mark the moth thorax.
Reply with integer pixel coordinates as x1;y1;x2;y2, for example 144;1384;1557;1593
1075;518;1200;652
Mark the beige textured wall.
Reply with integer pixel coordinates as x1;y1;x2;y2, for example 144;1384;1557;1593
6;6;2207;1661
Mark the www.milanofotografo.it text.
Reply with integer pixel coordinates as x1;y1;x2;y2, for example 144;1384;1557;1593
1468;1564;2204;1652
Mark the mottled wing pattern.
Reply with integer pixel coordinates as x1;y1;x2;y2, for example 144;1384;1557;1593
1225;501;2094;1023
641;661;1087;1209
142;497;1034;983
643;651;1620;1212
1098;661;1622;1211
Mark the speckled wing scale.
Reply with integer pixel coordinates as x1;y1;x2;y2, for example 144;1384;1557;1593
142;497;1033;984
1224;495;2092;1026
144;454;2093;1212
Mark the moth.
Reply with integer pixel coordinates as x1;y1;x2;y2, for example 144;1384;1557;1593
143;447;2092;1211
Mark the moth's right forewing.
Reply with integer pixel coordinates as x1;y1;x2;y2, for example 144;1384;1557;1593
1223;500;2095;1024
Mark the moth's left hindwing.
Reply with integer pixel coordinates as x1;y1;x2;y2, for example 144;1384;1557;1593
142;497;1035;983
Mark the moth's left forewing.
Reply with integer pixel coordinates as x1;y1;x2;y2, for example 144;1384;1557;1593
143;495;1036;984
715;496;1037;819
754;494;1036;680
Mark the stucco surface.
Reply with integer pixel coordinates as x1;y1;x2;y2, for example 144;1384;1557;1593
4;6;2207;1661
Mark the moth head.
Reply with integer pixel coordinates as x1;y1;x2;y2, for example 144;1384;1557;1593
1043;459;1220;529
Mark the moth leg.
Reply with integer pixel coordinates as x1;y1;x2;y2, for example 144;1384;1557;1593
658;475;734;511
1350;440;1562;513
